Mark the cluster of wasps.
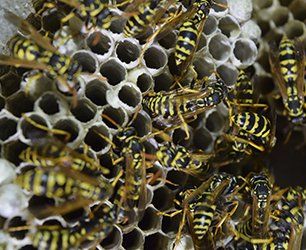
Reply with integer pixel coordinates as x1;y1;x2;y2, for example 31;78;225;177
0;0;306;250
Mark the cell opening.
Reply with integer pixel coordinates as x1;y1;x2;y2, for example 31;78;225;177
53;119;79;143
71;100;96;123
208;34;231;61
38;93;60;115
72;52;97;74
122;228;143;250
84;125;110;152
0;118;17;141
85;79;108;106
100;60;126;86
101;106;125;129
144;47;167;69
116;41;140;64
136;73;153;93
118;85;141;108
87;32;111;55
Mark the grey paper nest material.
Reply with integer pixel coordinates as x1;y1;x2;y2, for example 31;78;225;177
0;0;305;249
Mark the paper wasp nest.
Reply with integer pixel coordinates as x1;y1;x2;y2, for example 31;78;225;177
0;0;305;249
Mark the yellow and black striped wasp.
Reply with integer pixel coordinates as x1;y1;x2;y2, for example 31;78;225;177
6;202;116;250
156;142;214;179
142;0;226;80
123;0;177;39
143;73;229;139
159;173;241;249
0;10;82;105
214;70;276;166
15;164;113;218
269;35;305;124
19;136;110;175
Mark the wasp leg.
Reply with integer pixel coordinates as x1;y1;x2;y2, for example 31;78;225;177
22;113;71;142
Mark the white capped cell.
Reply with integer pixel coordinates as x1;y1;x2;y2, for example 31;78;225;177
228;0;253;22
0;159;16;186
0;184;28;218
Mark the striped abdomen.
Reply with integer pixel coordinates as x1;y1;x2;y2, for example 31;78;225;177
16;168;112;201
124;139;145;207
196;77;228;108
175;19;199;66
279;36;299;84
124;0;160;37
192;194;216;240
235;69;253;104
231;112;271;138
10;37;41;61
143;92;195;119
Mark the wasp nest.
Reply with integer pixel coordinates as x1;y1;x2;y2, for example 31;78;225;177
0;0;306;249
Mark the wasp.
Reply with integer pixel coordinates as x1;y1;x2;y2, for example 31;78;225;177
15;166;113;218
143;74;228;138
0;10;81;105
248;172;273;238
156;142;214;179
7;203;116;250
160;173;240;249
19;137;109;175
215;70;276;167
269;35;305;124
123;0;176;38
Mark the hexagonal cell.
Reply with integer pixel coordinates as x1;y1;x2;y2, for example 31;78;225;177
193;56;215;79
284;20;305;39
122;228;144;250
115;39;141;66
130;111;152;137
53;118;81;144
172;126;194;147
217;64;239;86
205;111;225;133
203;15;218;36
0;72;21;97
271;7;290;28
143;46;167;76
36;92;61;116
85;79;109;107
146;164;165;189
19;113;49;142
289;0;306;21
100;59;126;86
0;117;17;142
101;106;127;131
144;232;170;250
153;71;174;92
218;15;240;40
117;83;142;109
2;140;28;166
232;38;258;68
72;51;98;74
108;15;125;34
152;186;173;212
193;127;213;151
208;34;231;62
100;225;122;249
138;206;161;234
158;31;177;50
86;31;113;57
98;153;120;180
6;92;34;117
71;99;97;124
84;124;111;154
161;212;182;236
